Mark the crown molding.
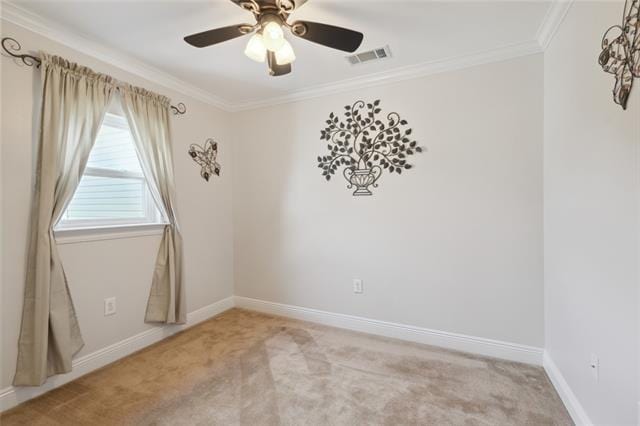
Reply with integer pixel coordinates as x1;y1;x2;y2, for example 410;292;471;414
1;0;568;113
230;40;543;111
231;0;571;111
0;1;234;111
536;0;574;50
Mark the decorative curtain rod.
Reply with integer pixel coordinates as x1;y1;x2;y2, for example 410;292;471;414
1;37;187;116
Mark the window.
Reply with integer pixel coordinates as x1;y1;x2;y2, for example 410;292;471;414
55;113;164;231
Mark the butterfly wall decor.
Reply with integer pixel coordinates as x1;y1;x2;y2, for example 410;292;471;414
188;138;221;182
598;0;640;110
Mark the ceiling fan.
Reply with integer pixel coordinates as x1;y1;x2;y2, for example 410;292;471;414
184;0;364;76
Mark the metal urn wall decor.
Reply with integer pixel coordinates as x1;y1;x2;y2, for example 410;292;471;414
188;139;221;182
317;99;422;196
598;0;640;110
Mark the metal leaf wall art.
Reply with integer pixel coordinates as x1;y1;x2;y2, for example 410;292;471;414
188;139;221;182
598;0;640;110
317;100;422;196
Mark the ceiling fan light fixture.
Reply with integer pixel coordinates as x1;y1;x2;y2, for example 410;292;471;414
262;21;285;51
244;33;266;62
184;0;365;77
275;39;296;65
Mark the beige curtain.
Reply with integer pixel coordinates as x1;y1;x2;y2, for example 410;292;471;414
120;87;186;324
14;54;116;386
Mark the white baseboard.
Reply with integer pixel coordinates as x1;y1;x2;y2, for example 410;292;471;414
0;296;234;413
543;351;593;426
186;296;235;325
4;296;575;420
234;296;543;366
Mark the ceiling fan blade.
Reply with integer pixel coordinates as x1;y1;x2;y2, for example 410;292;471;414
291;20;363;52
184;25;250;48
292;0;309;10
267;51;292;76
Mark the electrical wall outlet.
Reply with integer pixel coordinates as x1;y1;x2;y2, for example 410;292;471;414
104;297;116;316
353;279;363;294
590;353;599;382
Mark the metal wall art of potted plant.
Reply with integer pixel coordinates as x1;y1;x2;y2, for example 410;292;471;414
317;99;422;196
188;138;221;182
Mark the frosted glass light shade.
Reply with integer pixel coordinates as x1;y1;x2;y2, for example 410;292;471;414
244;33;266;62
275;39;296;65
262;21;285;51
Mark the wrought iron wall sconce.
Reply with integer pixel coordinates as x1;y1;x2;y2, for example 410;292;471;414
598;0;639;110
2;36;187;116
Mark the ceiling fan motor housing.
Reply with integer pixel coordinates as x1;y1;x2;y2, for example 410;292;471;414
259;13;285;31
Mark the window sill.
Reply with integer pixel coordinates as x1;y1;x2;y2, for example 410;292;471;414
54;223;167;245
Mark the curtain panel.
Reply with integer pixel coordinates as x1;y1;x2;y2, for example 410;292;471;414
14;53;184;386
120;86;186;325
14;53;116;386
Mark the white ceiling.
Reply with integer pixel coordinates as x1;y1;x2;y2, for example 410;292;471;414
7;0;552;107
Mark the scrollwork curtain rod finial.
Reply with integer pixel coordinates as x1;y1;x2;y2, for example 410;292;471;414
1;37;41;68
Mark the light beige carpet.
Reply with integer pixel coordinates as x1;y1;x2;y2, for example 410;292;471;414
1;308;572;425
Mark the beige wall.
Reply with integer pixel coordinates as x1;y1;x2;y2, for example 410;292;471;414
232;54;545;347
1;20;235;389
543;2;639;425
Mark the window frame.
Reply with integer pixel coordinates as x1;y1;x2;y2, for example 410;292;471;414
54;108;166;238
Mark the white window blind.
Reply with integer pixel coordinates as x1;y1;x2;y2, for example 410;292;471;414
56;113;164;230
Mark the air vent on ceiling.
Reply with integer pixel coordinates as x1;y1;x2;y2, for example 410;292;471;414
346;46;392;65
